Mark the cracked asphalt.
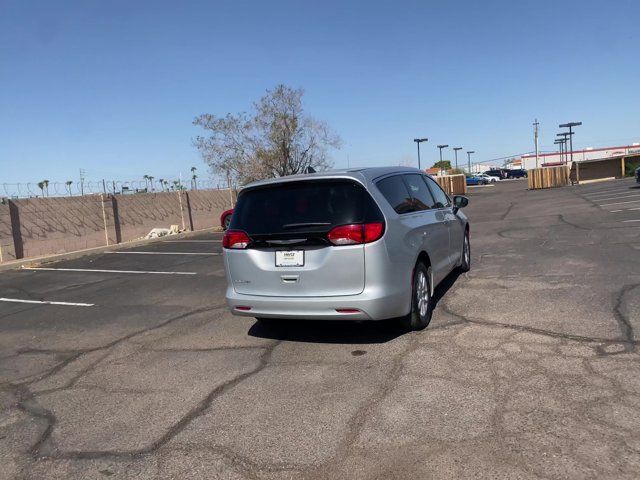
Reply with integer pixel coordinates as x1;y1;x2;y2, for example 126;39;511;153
1;178;639;479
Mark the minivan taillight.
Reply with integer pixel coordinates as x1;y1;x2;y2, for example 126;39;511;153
223;230;250;249
327;223;385;246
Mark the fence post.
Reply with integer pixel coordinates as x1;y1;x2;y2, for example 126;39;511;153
100;193;110;246
177;190;186;231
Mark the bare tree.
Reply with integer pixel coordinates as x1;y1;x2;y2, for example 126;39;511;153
193;85;341;185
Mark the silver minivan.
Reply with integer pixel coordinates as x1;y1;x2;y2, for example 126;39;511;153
223;167;470;330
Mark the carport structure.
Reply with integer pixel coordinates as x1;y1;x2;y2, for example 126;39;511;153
570;153;640;183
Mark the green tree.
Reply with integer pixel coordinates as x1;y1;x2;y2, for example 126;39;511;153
433;160;451;170
193;84;341;185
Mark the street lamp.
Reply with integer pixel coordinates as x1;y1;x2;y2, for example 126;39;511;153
466;151;475;173
413;138;428;170
554;139;566;164
437;145;449;175
453;147;463;170
556;133;572;164
559;122;582;164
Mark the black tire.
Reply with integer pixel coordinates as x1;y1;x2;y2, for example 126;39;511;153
459;230;471;272
402;262;433;331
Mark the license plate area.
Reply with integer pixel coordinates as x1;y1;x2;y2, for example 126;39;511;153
275;250;304;267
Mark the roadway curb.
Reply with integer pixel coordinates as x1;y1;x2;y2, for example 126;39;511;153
0;227;223;273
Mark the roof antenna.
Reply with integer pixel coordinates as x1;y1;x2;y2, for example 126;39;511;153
305;166;316;174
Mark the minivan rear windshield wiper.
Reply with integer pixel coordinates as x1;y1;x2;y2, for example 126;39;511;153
281;222;331;229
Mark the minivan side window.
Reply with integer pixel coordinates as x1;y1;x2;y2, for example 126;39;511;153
376;175;413;214
403;174;436;211
423;176;451;208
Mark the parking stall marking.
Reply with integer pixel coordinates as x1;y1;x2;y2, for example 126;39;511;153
588;193;640;202
598;199;640;207
622;219;640;223
22;267;197;275
105;251;221;256
0;297;94;307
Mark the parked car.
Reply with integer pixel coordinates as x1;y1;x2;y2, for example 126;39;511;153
636;166;640;183
222;167;470;330
477;173;500;183
220;209;233;230
466;175;488;186
506;169;528;179
484;168;508;179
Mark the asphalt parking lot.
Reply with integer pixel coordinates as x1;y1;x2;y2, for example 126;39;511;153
1;178;639;479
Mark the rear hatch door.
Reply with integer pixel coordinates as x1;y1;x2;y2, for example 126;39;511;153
226;178;382;297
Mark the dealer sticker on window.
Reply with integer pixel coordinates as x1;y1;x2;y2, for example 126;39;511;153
275;250;304;267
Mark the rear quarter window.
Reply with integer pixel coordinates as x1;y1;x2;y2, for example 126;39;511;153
376;175;413;214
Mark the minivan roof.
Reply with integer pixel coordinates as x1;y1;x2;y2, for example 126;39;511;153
240;166;426;190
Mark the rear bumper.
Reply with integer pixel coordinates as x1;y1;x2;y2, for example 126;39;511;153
225;286;409;321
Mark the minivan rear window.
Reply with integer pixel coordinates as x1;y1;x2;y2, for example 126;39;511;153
230;179;383;238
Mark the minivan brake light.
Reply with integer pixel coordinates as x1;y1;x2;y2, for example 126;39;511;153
327;223;384;246
223;230;250;249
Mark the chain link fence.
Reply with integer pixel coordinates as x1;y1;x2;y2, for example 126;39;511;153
1;178;233;199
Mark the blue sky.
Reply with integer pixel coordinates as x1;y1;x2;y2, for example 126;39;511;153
1;0;639;184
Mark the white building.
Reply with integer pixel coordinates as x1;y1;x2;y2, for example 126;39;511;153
518;143;640;170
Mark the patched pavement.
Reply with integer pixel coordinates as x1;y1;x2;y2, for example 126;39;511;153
1;179;639;479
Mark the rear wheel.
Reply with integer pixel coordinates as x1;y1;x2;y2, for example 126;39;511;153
459;230;471;272
402;263;433;331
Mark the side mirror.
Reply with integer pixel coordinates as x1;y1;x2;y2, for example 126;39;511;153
452;195;469;213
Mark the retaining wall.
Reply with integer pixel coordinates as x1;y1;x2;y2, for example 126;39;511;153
0;189;234;262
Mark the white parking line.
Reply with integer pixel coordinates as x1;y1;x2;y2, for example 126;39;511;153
591;194;640;202
22;267;197;275
0;297;94;307
581;183;633;195
105;251;220;256
610;207;640;213
599;200;640;207
622;219;640;223
583;187;636;196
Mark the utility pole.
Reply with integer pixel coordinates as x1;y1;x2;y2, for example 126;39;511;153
533;119;540;168
467;151;475;173
453;147;462;170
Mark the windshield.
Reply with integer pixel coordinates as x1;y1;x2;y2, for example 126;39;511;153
230;179;383;237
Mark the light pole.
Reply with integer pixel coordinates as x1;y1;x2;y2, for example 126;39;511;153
559;122;582;164
467;151;475;173
453;147;462;170
554;139;566;163
413;138;428;170
556;133;572;164
437;145;449;174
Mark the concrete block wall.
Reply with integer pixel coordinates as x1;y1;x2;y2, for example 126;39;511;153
0;189;234;262
114;192;186;242
13;196;112;259
0;203;16;262
186;189;235;231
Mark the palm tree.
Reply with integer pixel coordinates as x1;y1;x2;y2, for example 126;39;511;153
65;180;73;196
43;179;50;196
158;178;165;192
163;179;169;191
143;175;150;191
148;176;155;191
37;181;45;197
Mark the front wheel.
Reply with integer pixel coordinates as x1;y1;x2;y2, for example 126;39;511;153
459;231;471;272
402;263;433;331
